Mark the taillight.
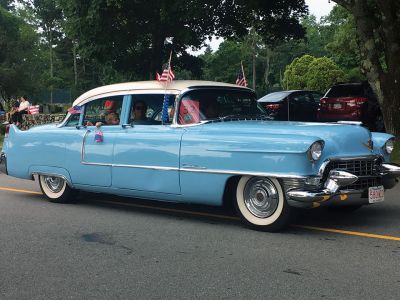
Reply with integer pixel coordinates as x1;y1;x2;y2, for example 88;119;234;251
265;103;281;111
347;97;367;108
319;98;328;109
5;125;10;137
347;100;357;107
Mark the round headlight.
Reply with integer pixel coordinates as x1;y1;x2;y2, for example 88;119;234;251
384;138;395;154
308;141;324;162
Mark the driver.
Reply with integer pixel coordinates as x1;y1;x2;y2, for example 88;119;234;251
132;100;148;121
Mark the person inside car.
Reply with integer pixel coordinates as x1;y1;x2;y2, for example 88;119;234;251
132;100;148;121
105;112;120;125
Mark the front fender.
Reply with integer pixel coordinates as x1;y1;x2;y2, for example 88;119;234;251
371;132;395;161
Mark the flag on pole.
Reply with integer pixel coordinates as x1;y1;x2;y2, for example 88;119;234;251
157;51;175;123
156;51;175;82
236;62;248;87
156;64;175;82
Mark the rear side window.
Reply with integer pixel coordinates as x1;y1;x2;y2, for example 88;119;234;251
84;95;124;126
130;94;176;124
325;85;363;97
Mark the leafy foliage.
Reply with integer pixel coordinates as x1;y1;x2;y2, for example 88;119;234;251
0;7;44;98
283;55;345;92
58;0;307;81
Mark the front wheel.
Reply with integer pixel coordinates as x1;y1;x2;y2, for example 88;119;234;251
39;175;76;203
235;176;292;232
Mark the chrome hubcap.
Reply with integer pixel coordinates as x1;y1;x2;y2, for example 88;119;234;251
243;177;279;218
44;176;64;193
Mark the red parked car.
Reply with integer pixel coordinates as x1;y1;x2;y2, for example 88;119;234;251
317;82;385;131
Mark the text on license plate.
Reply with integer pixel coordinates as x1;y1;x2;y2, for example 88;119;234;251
333;103;342;109
368;186;384;203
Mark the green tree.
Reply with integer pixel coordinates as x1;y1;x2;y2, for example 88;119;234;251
202;40;249;84
333;0;400;135
282;55;315;90
0;6;44;99
323;5;362;81
283;55;345;92
58;0;307;81
306;57;346;92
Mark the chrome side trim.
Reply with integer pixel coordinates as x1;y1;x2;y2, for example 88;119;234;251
81;129;91;164
180;167;306;179
80;134;305;177
113;164;179;171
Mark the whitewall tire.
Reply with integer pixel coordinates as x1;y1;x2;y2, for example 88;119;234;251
235;176;292;231
39;175;76;203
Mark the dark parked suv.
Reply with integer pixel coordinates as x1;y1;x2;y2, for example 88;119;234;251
258;90;322;122
317;82;384;131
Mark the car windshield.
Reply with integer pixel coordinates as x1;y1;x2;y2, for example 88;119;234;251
325;85;363;97
258;91;291;103
178;89;266;125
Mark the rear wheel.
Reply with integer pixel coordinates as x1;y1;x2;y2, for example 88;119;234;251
39;175;76;203
235;176;292;231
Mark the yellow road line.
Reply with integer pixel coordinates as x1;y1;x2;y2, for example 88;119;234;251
292;225;400;241
0;186;239;221
1;186;400;241
0;187;42;195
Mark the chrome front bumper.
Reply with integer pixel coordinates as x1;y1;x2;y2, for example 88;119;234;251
0;152;7;174
286;163;400;208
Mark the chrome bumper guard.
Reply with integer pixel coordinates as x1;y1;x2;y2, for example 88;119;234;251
287;165;400;208
0;152;7;175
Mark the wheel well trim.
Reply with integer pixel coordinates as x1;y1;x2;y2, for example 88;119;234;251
31;172;74;188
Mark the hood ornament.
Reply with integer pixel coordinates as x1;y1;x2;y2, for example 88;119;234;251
362;139;373;151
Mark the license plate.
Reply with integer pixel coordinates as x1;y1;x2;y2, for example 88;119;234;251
333;103;342;109
368;186;384;203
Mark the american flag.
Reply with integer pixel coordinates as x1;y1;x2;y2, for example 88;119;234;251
156;63;175;82
67;105;82;114
28;105;40;115
236;64;247;87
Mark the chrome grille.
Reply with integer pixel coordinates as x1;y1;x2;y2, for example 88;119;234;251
328;160;377;176
323;157;383;190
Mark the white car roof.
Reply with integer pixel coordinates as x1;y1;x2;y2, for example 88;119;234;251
72;80;250;107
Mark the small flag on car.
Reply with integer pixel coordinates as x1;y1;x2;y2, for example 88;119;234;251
67;105;82;114
236;62;248;87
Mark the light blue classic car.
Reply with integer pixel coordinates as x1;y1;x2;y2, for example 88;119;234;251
1;81;399;231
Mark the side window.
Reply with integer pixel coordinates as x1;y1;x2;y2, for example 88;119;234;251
311;93;322;104
84;96;123;126
130;94;175;125
291;93;312;104
65;113;81;127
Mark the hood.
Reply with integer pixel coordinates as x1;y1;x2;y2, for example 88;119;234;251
192;120;374;158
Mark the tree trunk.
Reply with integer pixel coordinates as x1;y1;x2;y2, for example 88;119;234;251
49;29;54;104
333;0;400;135
73;41;78;87
264;47;271;88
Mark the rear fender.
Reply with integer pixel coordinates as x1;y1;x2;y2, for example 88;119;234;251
29;166;73;187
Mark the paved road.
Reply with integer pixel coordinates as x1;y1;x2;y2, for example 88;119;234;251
0;174;399;299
